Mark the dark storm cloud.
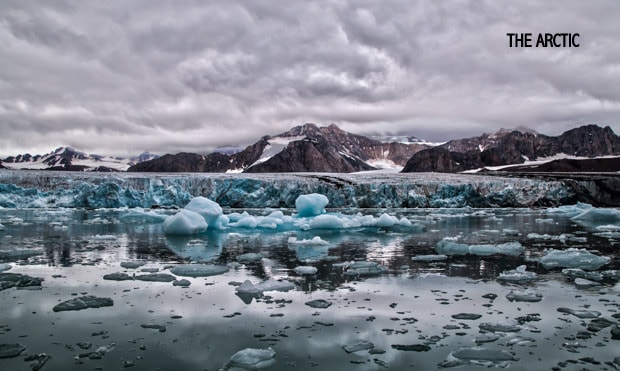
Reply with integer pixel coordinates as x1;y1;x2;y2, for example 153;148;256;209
0;0;619;156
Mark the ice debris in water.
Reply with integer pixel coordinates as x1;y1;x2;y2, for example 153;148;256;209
236;253;265;263
163;209;208;235
295;193;329;217
540;248;610;271
184;196;224;226
439;347;518;368
497;265;537;283
235;279;295;295
0;343;27;358
561;268;603;282
573;278;601;288
169;264;229;277
53;295;113;312
436;239;524;256
294;266;317;275
305;299;332;309
479;322;521;333
119;209;167;223
546;202;593;217
342;340;374;353
412;254;448;262
224;347;276;370
301;212;415;230
557;307;601;319
0;263;11;272
287;236;329;245
342;261;387;276
506;290;542;302
571;207;620;222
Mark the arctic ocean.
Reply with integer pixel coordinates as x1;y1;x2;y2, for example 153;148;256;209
0;171;618;370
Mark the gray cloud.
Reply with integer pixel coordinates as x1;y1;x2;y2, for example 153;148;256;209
1;0;619;156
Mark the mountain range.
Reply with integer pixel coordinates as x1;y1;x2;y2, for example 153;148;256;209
1;123;619;173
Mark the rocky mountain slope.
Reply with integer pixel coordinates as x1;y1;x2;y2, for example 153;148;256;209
1;147;158;172
129;123;429;173
402;125;620;173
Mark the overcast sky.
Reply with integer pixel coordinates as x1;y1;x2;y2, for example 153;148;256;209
1;0;619;157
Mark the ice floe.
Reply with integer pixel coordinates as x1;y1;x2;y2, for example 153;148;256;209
436;239;524;256
497;265;537;283
163;209;208;235
540;248;610;271
169;264;229;277
287;236;329;246
506;290;542;302
52;295;113;312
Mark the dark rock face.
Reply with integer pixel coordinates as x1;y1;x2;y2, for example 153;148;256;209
403;125;620;173
129;123;428;173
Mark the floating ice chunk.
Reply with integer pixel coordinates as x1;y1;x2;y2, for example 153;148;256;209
412;254;448;262
344;261;387;276
475;333;500;344
119;209;167;223
0;223;5;231
227;211;251;222
184;196;223;226
169;264;229;277
235;279;295;295
506;290;542;302
546;203;593;216
236;253;265;263
227;347;276;369
557;307;601;319
479;322;521;333
295;194;329;217
53;295;113;312
502;229;520;236
294;266;317;275
596;224;620;231
497;265;537;283
571;207;620;222
287;236;329;245
561;268;603;282
436;239;524;257
135;273;176;282
308;214;350;229
0;343;27;358
573;278;601;288
163;209;208;235
373;213;398;227
305;299;332;308
452;347;517;362
120;261;146;269
92;234;116;241
342;340;374;353
540;248;610;271
0;263;11;272
229;216;258;228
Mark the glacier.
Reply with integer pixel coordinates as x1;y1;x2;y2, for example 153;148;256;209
0;170;609;209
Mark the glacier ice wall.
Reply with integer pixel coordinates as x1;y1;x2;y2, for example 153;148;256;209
0;170;605;209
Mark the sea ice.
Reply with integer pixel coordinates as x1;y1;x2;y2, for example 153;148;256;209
506;290;542;302
52;295;113;312
540;248;610;271
295;194;329;217
497;265;537;283
169;264;229;277
163;209;208;235
184;196;223;226
226;347;276;369
436;239;524;257
294;266;318;275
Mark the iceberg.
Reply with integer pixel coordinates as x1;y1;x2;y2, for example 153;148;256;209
295;193;329;217
436;239;524;257
163;209;208;235
184;196;223;226
540;248;610;271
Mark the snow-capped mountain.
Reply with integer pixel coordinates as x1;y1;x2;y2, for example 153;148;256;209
1;147;159;172
402;125;620;173
129;123;431;173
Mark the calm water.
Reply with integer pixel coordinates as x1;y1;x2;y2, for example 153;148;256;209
0;207;618;370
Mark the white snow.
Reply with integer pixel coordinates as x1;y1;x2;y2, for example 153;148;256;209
247;135;306;169
295;194;329;217
163;209;208;235
540;248;610;271
462;154;620;173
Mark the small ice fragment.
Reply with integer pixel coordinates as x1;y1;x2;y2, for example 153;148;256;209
163;209;208;235
587;318;614;332
305;299;332;309
294;266;317;275
561;268;603;282
236;253;265;263
308;214;347;229
497;265;537;283
436;239;524;257
295;194;329;217
173;279;191;287
92;234;116;241
342;340;374;353
169;264;229;277
452;347;517;362
0;343;26;358
103;273;132;281
391;344;431;352
0;263;11;272
452;313;482;320
475;333;500;344
184;196;223;226
135;273;176;282
344;261;387;276
53;295;113;312
228;347;276;369
574;278;602;288
571;207;620;222
540;248;610;271
235;279;295;296
412;254;448;262
506;290;542;302
557;307;601;319
287;236;329;245
479;322;520;333
0;273;43;291
120;261;146;269
140;324;166;332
